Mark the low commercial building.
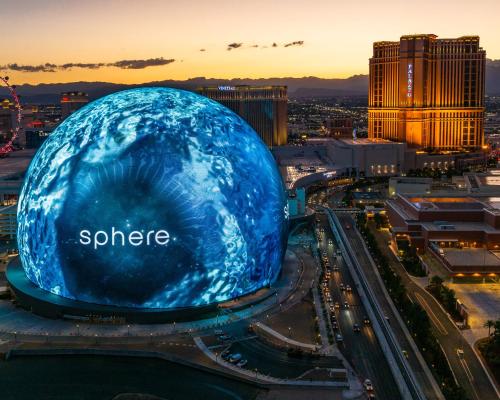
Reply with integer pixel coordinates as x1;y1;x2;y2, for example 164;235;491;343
0;204;16;240
388;177;433;197
287;187;306;217
351;191;384;207
326;138;405;177
387;194;500;274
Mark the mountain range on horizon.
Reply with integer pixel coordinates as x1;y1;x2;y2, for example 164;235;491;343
3;59;500;103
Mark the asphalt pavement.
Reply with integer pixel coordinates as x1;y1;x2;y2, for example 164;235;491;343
364;217;500;400
317;213;401;400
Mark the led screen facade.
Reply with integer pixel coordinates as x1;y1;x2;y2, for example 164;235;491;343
17;88;288;309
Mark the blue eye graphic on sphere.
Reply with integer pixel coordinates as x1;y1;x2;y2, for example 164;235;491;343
17;87;288;309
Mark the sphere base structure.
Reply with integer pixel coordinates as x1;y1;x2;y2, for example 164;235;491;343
6;257;280;324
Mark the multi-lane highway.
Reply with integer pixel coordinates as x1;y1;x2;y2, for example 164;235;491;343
335;212;443;400
316;212;401;399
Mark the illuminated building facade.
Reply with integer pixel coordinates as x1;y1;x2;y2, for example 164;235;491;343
369;34;486;151
60;92;89;119
198;85;288;147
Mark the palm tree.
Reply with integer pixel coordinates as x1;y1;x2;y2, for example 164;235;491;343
483;320;495;336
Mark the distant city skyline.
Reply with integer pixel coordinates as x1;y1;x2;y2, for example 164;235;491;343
2;0;500;85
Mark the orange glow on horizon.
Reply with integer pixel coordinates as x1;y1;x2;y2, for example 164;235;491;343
1;0;500;85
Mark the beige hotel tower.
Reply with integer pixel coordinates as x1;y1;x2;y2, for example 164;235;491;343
368;34;485;151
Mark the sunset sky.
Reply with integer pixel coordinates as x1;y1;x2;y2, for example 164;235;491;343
2;0;500;85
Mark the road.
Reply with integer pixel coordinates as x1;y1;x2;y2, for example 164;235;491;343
317;213;401;399
364;217;499;400
336;212;442;400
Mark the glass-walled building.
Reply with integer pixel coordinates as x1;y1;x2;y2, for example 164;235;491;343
198;85;288;147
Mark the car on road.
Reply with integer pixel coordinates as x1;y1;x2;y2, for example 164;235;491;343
363;316;371;325
236;359;248;368
339;283;345;291
353;323;361;332
229;353;242;363
332;321;338;330
336;249;342;256
221;349;231;360
335;333;343;343
343;301;349;309
328;239;333;246
334;302;340;309
363;379;374;391
333;265;339;272
368;393;376;399
345;224;351;230
346;284;352;292
402;350;409;359
457;349;464;359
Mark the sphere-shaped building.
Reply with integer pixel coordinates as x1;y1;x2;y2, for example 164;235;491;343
17;88;288;310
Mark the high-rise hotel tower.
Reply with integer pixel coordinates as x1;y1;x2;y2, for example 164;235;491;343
368;34;485;151
198;85;288;148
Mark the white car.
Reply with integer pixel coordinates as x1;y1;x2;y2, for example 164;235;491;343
236;359;248;368
364;379;374;391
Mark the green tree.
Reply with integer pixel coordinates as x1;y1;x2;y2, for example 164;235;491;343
484;320;495;337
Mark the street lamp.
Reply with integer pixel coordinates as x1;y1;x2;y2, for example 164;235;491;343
76;324;80;336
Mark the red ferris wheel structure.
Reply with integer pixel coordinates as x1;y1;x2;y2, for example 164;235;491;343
0;75;22;156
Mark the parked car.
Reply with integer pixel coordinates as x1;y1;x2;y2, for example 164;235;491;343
219;334;233;341
335;333;343;343
236;359;248;368
229;353;242;363
221;349;231;360
364;379;374;391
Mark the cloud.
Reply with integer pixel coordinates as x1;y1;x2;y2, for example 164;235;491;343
227;42;243;51
110;57;175;69
284;41;304;47
224;41;304;52
6;63;58;73
2;57;175;72
60;62;105;70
